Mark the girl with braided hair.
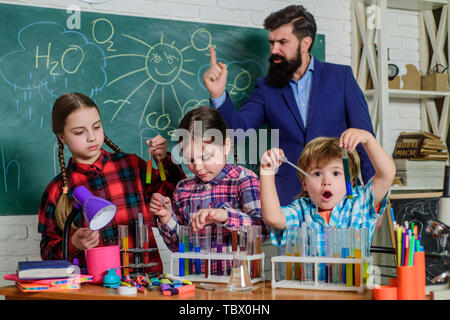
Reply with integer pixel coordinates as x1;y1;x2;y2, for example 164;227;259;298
38;92;185;272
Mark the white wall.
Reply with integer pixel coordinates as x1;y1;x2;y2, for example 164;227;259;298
0;0;421;287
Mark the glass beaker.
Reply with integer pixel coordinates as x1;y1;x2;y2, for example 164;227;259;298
227;251;252;292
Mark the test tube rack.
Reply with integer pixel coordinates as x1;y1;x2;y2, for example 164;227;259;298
271;255;373;292
121;247;159;270
169;252;265;284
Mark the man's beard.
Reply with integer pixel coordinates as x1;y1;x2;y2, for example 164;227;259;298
265;50;302;88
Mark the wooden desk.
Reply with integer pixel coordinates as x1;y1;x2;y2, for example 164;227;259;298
0;281;371;300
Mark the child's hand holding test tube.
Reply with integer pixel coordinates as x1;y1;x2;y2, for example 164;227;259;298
339;129;375;200
146;135;168;182
149;192;174;225
260;148;311;178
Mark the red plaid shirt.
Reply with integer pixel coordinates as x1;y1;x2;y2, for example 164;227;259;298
38;148;185;273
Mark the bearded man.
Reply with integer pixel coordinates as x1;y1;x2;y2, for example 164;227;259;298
203;5;375;206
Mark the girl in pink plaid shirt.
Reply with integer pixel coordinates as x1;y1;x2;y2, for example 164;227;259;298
150;107;268;273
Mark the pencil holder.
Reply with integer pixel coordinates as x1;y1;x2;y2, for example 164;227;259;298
85;245;121;284
413;251;426;300
372;285;397;300
397;265;415;300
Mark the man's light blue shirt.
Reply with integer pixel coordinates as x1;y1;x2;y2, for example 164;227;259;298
210;56;315;128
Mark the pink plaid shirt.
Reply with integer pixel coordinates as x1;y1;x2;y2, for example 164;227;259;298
157;164;268;255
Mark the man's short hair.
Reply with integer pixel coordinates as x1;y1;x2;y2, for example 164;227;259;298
263;5;317;53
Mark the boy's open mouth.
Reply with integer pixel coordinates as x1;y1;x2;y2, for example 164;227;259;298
322;191;333;200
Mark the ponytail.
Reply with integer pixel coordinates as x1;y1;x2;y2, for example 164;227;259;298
104;134;124;153
54;140;75;231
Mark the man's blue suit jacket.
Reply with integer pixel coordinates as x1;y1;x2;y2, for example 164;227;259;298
217;59;375;206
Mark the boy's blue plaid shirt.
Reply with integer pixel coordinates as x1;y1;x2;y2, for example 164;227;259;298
270;178;390;254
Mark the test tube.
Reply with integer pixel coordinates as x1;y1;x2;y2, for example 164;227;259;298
156;155;166;181
299;225;307;282
341;148;353;199
118;225;129;276
216;226;223;276
318;229;326;282
188;227;194;274
339;228;346;284
325;227;332;283
184;226;190;276
354;229;362;287
133;216;141;272
178;225;186;276
201;226;211;278
306;225;316;282
239;226;247;252
138;213;145;273
142;224;149;265
194;230;201;274
345;228;353;287
293;226;301;280
246;226;254;278
285;226;293;281
146;147;152;184
361;227;370;284
332;228;340;284
231;229;238;253
252;225;262;279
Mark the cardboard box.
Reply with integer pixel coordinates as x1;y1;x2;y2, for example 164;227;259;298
388;64;421;90
421;73;449;92
389;76;400;89
401;64;421;90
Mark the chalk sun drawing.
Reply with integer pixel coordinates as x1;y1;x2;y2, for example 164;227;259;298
106;29;214;131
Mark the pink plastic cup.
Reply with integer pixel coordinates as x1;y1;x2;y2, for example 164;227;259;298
85;245;121;284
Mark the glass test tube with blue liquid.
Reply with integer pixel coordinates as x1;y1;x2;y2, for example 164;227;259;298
194;230;201;274
178;225;186;276
341;148;353;199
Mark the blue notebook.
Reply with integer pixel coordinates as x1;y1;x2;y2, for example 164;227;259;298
17;260;77;280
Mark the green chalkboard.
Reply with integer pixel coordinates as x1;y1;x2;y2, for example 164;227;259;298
0;3;325;215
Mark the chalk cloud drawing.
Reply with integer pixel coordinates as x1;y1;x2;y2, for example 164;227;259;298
0;21;107;98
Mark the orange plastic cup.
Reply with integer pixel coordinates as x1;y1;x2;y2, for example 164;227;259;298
397;266;415;300
372;285;398;300
413;251;426;300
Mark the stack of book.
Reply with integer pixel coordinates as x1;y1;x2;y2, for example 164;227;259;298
3;260;92;292
393;131;448;161
392;131;448;189
393;159;445;188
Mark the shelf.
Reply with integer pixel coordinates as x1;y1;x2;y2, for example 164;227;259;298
364;0;448;11
391;184;442;190
390;189;442;198
364;89;450;99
